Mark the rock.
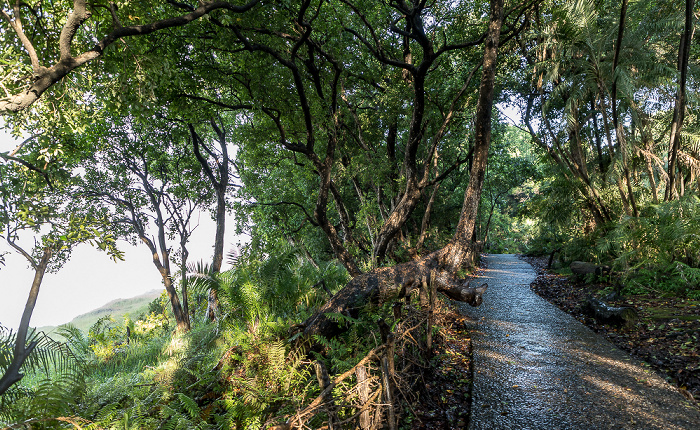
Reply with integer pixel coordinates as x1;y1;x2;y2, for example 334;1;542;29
570;261;612;279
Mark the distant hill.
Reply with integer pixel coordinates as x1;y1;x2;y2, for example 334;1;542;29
37;289;163;337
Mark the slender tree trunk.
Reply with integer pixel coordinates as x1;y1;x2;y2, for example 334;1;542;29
313;148;362;277
417;183;440;250
591;98;606;174
152;197;190;332
160;267;190;332
373;183;424;262
482;193;501;245
645;149;659;204
141;222;189;332
0;248;51;395
665;0;694;201
137;182;190;332
611;0;638;217
207;187;226;321
442;0;504;272
180;244;190;322
189;119;230;322
598;91;632;216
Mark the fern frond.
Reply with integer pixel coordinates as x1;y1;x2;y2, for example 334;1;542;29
177;392;202;420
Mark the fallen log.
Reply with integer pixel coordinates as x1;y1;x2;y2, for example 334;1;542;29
582;296;638;327
302;251;487;339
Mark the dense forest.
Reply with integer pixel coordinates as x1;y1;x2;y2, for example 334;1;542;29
1;0;698;428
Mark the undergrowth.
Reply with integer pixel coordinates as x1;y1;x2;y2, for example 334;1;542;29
528;195;700;299
2;241;444;429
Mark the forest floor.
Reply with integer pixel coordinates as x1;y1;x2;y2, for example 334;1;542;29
408;303;473;429
525;255;700;407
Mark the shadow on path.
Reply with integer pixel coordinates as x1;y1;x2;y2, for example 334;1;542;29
460;254;700;430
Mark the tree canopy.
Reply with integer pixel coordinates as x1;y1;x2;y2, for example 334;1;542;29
1;0;699;424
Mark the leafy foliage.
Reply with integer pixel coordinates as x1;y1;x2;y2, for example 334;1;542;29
0;324;87;424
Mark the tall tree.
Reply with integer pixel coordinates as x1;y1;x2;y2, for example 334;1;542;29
665;0;695;200
187;117;239;321
441;0;505;272
79;116;207;332
0;146;120;394
303;0;509;337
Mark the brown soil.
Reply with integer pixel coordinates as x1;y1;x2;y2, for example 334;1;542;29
525;255;700;406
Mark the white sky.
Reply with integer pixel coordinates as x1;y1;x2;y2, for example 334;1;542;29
0;130;244;329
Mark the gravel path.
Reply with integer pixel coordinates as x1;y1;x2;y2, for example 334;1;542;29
459;254;700;430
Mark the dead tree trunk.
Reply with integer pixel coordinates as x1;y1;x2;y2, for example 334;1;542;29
570;261;612;279
583;297;638;327
302;250;487;338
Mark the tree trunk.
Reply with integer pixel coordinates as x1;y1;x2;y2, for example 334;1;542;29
417;183;440;250
0;248;51;396
570;261;611;278
442;0;504;273
591;98;606;175
373;182;423;263
206;187;226;321
302;250;487;339
151;245;190;332
180;244;190;323
302;0;504;339
189;119;230;322
611;0;639;217
150;187;190;332
482;196;499;245
583;297;638;327
665;0;694;201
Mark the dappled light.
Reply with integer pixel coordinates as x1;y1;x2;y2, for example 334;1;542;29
2;0;700;427
465;255;700;429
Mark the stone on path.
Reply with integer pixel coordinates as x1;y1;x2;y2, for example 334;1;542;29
461;254;700;430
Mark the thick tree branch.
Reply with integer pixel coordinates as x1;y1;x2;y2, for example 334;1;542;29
0;0;259;113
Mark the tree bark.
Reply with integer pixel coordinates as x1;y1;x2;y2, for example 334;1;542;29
0;247;51;396
417;183;440;250
302;251;487;339
665;0;694;201
442;0;504;272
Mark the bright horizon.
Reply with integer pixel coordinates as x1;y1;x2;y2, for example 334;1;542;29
0;130;245;329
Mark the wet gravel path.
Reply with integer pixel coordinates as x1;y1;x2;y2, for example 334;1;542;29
459;254;700;430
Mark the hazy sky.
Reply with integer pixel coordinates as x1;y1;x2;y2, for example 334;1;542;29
0;130;244;329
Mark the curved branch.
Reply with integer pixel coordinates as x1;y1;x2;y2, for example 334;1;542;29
0;0;260;112
252;201;318;226
0;152;55;191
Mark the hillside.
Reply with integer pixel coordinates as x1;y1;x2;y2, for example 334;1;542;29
37;289;162;336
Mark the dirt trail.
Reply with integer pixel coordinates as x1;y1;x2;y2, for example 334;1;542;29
460;254;700;430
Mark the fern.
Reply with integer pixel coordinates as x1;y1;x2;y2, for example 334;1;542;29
176;392;201;421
